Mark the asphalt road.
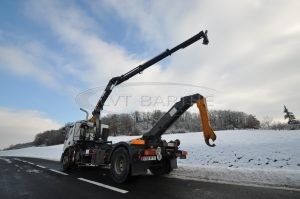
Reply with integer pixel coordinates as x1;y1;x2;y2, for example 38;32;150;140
0;157;299;199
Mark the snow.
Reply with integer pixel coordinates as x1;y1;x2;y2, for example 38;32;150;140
1;130;300;188
169;165;300;189
0;144;63;161
170;130;300;170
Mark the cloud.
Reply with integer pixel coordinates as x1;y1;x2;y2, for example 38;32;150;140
2;0;298;122
0;40;80;95
99;0;300;121
23;0;149;87
0;107;61;149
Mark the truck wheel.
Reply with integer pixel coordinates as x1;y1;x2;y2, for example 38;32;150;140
62;149;72;171
110;147;130;183
150;159;172;176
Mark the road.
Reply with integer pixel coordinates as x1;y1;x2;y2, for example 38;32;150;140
0;157;299;199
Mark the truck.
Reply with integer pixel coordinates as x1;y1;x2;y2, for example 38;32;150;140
61;30;216;183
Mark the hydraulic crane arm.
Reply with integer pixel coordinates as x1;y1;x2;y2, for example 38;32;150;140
197;98;216;146
92;31;208;115
142;94;216;147
91;31;209;140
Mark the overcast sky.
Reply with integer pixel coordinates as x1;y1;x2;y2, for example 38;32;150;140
0;0;299;149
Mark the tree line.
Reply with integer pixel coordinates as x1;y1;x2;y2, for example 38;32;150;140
5;128;66;150
5;109;261;150
101;109;261;136
6;105;299;150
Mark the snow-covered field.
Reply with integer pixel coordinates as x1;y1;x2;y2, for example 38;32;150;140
1;130;300;188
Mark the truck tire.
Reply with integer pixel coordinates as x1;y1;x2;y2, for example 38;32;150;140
110;147;130;183
62;149;72;171
149;159;172;176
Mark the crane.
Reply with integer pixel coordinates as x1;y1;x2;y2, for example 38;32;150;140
61;30;216;183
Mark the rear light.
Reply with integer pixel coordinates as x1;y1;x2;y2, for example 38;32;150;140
144;149;156;156
182;150;188;156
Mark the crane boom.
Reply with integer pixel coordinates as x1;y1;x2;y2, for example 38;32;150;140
92;30;209;140
142;94;216;147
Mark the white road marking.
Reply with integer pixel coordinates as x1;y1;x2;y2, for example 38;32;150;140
77;178;129;194
27;162;35;165
36;165;46;169
0;157;12;164
49;169;68;176
13;158;22;161
26;169;41;174
14;163;23;170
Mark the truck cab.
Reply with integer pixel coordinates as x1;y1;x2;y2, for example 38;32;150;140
62;121;110;167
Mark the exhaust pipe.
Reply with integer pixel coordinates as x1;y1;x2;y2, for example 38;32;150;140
80;108;89;121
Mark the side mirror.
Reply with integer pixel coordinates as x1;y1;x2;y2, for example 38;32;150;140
64;130;69;140
80;128;85;139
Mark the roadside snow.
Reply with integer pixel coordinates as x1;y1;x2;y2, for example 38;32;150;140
0;145;63;161
170;165;300;189
172;130;300;170
1;130;299;188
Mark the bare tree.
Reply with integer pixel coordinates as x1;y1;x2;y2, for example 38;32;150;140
261;116;273;129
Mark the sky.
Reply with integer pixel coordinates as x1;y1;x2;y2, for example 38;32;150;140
0;0;299;149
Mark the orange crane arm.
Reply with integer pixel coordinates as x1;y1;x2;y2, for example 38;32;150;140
197;98;216;147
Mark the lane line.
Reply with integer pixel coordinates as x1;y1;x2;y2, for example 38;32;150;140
49;169;68;176
36;165;46;169
77;178;128;194
0;157;12;164
27;162;35;165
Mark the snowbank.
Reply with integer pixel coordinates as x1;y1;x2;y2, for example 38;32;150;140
0;144;63;161
1;130;299;188
171;165;300;189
